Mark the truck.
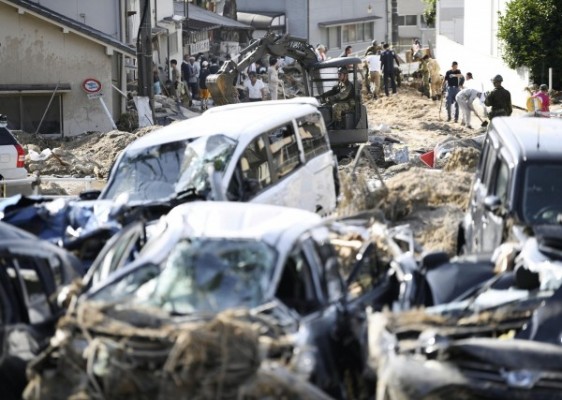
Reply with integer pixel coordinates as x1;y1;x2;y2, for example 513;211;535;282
206;33;375;160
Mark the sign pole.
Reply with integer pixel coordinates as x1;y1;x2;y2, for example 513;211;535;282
98;97;118;130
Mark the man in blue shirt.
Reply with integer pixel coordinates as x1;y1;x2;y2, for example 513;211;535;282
380;43;400;96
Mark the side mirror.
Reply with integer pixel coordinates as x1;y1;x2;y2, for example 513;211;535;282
79;189;101;201
483;195;502;214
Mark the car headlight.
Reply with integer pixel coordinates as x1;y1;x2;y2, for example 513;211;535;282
501;369;541;389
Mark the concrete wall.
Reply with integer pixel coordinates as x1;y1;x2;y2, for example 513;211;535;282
0;3;119;135
464;0;507;58
437;0;464;43
436;35;530;109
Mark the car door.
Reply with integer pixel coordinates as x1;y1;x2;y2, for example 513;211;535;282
467;137;498;252
481;156;510;252
296;114;337;214
264;123;312;210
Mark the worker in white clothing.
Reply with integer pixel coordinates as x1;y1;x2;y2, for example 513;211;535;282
455;87;483;129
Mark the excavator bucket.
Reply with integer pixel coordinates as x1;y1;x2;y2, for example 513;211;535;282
207;72;240;106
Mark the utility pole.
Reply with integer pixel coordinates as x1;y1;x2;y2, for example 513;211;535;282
137;0;155;124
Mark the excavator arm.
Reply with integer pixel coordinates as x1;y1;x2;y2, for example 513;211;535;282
207;33;319;105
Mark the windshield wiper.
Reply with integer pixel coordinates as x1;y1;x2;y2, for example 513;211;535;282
173;186;209;204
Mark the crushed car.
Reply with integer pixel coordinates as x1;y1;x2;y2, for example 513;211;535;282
24;201;415;400
0;221;81;400
369;224;562;400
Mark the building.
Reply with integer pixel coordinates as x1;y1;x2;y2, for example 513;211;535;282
0;0;135;136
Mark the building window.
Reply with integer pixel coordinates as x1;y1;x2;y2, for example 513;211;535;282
0;95;62;134
327;26;341;50
342;22;374;45
397;15;418;26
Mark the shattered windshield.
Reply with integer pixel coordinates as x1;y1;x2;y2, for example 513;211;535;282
522;164;562;224
101;135;236;202
97;238;278;314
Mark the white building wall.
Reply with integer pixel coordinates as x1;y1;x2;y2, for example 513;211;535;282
0;6;119;135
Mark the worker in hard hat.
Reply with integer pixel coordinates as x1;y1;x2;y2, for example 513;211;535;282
485;75;512;119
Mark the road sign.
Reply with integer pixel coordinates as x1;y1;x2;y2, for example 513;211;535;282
87;92;103;100
82;78;102;94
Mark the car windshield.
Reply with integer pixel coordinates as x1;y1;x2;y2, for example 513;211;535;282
522;164;562;224
93;238;277;315
101;135;237;202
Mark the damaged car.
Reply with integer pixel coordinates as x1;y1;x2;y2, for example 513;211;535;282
25;202;407;400
0;222;81;400
369;224;562;400
96;97;338;215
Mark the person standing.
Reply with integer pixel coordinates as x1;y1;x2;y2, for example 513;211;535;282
170;59;182;102
533;84;550;113
442;61;463;122
455;87;483;129
187;56;200;101
199;61;211;111
341;45;352;57
244;71;266;101
366;51;382;99
209;58;220;74
267;57;279;100
485;75;512;119
380;43;400;96
181;54;190;90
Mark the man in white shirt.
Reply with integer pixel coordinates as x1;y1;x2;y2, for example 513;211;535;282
366;52;382;99
455;86;484;129
244;71;266;101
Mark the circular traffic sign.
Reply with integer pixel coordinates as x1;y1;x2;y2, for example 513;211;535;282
82;78;102;94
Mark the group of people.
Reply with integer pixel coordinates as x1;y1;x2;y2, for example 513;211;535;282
364;40;401;99
441;61;520;129
242;56;281;101
161;54;221;111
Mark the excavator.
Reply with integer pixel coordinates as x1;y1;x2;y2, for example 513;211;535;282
206;33;371;160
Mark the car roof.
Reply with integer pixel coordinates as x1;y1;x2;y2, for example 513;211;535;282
126;98;321;151
490;117;562;162
167;201;322;247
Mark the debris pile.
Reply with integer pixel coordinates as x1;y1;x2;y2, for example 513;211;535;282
17;127;159;179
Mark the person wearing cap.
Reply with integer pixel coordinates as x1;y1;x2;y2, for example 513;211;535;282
380;43;400;96
442;61;464;122
199;61;211;111
243;71;266;101
532;84;550;112
321;66;355;126
485;75;512;119
364;40;380;57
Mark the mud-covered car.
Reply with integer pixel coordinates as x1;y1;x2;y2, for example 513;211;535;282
0;222;81;400
26;202;408;399
369;225;562;400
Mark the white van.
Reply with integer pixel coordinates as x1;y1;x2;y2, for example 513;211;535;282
99;98;338;214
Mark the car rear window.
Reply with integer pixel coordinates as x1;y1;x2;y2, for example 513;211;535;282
0;128;18;146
